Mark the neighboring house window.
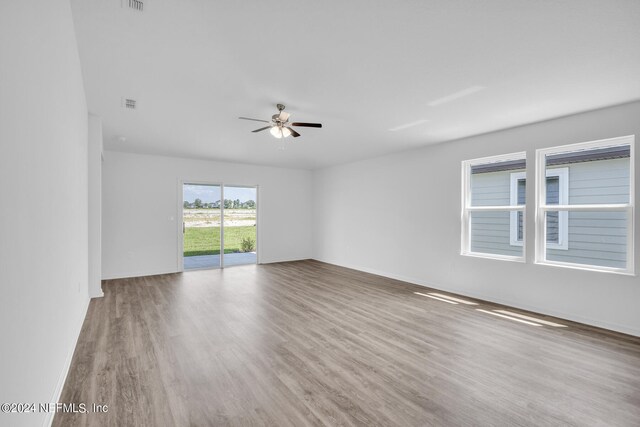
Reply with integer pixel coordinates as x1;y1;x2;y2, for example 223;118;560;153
535;136;635;274
510;169;568;249
461;152;526;262
509;172;526;246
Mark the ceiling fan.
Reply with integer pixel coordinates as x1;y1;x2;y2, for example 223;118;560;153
239;104;322;139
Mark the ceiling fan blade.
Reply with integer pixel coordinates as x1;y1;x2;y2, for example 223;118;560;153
239;117;270;123
278;111;290;122
252;126;272;133
287;127;300;137
291;122;322;128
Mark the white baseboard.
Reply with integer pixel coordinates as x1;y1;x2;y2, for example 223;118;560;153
102;268;179;281
102;256;313;280
89;290;104;298
43;296;90;427
259;256;311;265
312;257;640;338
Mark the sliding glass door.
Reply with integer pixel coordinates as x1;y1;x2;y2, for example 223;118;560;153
183;183;222;270
222;186;257;267
182;183;257;270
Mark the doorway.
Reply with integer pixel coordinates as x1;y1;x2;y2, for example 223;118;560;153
181;183;257;270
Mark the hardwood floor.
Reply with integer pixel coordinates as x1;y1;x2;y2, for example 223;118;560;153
54;260;640;426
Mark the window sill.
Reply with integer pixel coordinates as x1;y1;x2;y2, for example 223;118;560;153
535;260;635;276
546;243;568;251
461;251;525;263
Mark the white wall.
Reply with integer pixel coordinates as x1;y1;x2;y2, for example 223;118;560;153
0;1;90;426
313;101;640;336
88;114;103;297
102;151;313;279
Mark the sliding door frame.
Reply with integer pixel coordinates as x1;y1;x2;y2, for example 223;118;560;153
177;179;260;272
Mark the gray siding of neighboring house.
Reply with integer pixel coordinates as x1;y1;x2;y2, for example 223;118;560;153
470;158;630;267
547;158;629;268
470;169;523;257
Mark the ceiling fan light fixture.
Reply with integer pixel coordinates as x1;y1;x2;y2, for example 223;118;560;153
269;126;282;138
269;126;292;139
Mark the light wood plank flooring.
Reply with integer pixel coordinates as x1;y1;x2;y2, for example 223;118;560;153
54;260;640;426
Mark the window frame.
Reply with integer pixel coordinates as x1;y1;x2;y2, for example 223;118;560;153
534;135;635;275
510;168;568;249
461;151;527;262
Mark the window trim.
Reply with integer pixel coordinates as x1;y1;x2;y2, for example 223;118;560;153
534;135;635;275
461;151;527;262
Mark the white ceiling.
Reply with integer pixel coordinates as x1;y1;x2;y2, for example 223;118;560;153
70;0;640;169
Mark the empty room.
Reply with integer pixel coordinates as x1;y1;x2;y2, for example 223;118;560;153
2;0;640;426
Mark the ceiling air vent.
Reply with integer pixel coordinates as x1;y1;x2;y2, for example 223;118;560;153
124;0;144;12
122;98;137;110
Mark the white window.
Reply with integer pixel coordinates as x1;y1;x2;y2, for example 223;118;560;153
535;135;635;275
510;168;568;249
461;152;526;262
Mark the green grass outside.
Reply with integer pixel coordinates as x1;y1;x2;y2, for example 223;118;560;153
184;226;256;257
